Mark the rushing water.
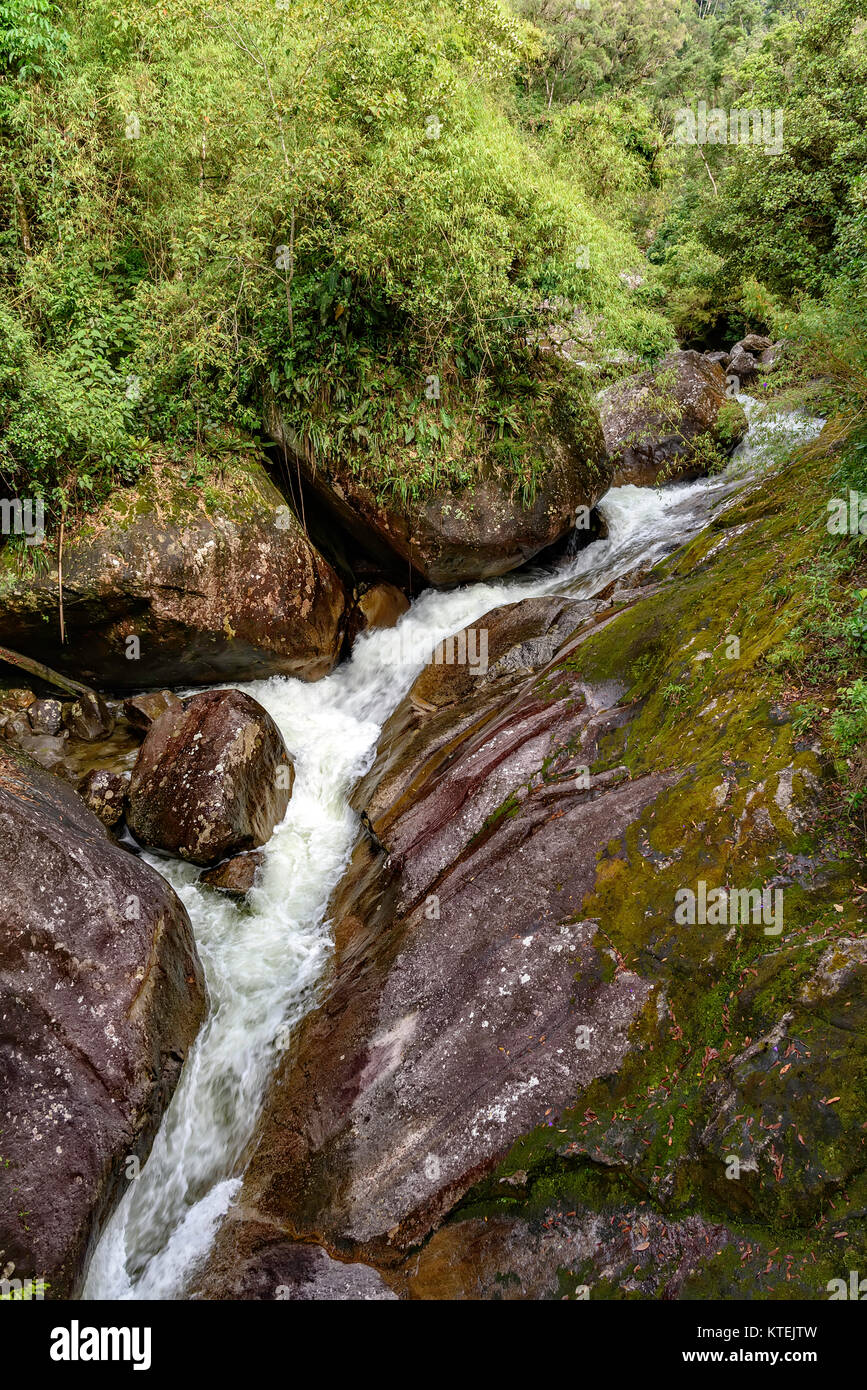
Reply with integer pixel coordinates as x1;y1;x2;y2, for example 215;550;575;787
84;397;823;1299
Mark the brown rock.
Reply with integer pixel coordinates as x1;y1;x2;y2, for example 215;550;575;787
0;744;206;1298
3;714;32;742
726;344;760;383
123;690;183;731
78;768;128;827
63;692;115;742
127;689;293;865
196;1233;397;1300
346;583;410;648
266;384;611;586
9;732;68;773
200;851;265;898
0;456;346;689
27;698;63;735
0;688;36;711
736;333;773;353
599;350;748;487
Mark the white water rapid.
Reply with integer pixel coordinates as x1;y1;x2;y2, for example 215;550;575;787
84;397;823;1299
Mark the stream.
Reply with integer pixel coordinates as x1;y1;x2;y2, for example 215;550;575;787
83;397;823;1299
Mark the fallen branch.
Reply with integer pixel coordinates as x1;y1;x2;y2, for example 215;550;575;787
0;644;97;699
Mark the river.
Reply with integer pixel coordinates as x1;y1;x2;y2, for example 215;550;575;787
84;397;823;1298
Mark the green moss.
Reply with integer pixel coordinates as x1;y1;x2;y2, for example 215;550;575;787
446;431;867;1296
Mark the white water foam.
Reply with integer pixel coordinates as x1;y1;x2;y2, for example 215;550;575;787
84;397;823;1299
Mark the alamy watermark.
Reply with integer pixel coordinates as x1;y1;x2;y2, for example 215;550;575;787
674;101;784;157
0;497;44;545
0;1267;46;1300
377;626;489;675
674;880;783;936
827;491;867;535
827;1271;867;1299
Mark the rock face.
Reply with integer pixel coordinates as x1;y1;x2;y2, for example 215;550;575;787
0;745;206;1299
127;689;293;866
0;455;346;689
345;583;410;649
599;349;748;487
266;390;612;587
200;450;867;1300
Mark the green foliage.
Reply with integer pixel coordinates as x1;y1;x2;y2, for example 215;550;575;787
0;300;144;522
645;0;867;344
515;0;689;109
844;588;867;655
662;680;688;705
0;0;674;523
0;0;67;80
832;677;867;752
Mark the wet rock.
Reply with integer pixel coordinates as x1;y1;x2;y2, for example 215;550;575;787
198;1233;398;1301
201;458;867;1299
27;698;63;735
736;333;773;354
3;713;32;742
123;690;183;732
127;689;293;865
266;383;612;586
63;692;115;742
0;687;36;712
200;851;265;899
346;583;410;648
599;350;748;487
202;594;675;1279
0;744;206;1298
727;343;760;382
2;696;143;786
398;1209;739;1300
11;731;68;773
0;454;346;689
78;768;128;828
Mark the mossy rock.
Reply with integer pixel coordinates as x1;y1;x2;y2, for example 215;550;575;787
0;451;346;690
265;368;612;587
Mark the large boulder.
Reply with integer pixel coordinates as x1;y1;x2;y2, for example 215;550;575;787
127;689;293;866
0;454;346;689
599;349;748;487
199;451;867;1300
0;745;206;1299
265;383;612;587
